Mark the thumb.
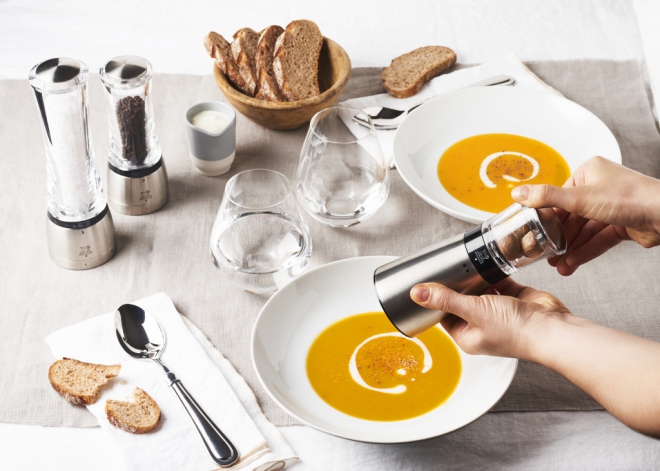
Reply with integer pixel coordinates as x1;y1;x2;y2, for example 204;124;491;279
511;184;585;214
411;283;482;323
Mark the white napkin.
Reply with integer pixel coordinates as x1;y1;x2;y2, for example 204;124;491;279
45;292;297;471
340;52;562;168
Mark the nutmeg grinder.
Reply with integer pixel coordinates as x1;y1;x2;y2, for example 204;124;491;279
374;203;566;337
100;56;169;215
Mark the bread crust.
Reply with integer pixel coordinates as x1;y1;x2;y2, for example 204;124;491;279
382;46;457;98
205;31;253;96
106;387;161;434
255;25;284;101
48;358;121;406
272;20;323;102
231;28;259;97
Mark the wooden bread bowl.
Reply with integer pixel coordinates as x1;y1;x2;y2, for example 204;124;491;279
213;37;351;130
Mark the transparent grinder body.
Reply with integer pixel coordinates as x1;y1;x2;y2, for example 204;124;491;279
374;203;567;337
28;57;116;270
100;55;168;215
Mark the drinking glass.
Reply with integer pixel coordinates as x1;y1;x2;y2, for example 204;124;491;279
210;169;312;294
293;106;389;227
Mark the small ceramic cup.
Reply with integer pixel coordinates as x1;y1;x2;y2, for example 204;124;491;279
184;101;236;176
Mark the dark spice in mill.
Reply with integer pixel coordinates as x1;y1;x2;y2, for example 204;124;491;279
116;96;148;164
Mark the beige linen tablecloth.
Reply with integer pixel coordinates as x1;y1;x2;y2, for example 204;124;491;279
1;60;659;428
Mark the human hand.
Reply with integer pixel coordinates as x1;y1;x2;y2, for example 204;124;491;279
410;279;573;360
411;279;660;438
511;156;660;275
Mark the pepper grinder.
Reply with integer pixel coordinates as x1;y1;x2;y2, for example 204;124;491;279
374;203;566;337
100;55;168;215
29;57;116;270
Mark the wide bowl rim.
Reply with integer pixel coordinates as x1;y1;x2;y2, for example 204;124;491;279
250;255;518;443
213;36;351;110
393;86;623;224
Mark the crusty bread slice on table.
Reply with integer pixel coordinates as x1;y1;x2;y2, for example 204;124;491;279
48;358;121;405
205;31;253;96
255;25;285;101
231;27;260;97
381;46;457;98
106;387;161;434
272;19;323;101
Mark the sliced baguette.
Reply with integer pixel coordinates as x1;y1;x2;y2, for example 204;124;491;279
381;46;457;98
272;20;323;101
48;358;121;406
106;387;161;434
255;25;285;101
205;31;253;96
231;27;260;97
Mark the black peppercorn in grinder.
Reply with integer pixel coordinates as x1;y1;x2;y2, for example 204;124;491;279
374;203;566;337
100;56;168;215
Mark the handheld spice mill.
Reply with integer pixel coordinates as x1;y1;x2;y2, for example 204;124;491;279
100;55;168;215
374;203;567;337
29;57;116;270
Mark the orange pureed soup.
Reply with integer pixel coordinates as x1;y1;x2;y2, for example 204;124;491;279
306;312;461;421
438;133;570;213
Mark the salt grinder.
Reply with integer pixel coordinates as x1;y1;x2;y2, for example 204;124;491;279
100;55;168;215
374;203;566;337
29;58;116;270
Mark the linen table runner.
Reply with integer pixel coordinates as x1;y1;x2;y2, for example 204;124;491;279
0;59;659;427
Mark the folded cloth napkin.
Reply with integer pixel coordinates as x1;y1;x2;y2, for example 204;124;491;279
340;52;562;168
45;292;297;471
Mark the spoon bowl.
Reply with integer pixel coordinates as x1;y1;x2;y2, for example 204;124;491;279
115;304;165;360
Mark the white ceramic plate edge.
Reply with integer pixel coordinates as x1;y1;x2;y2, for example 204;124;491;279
393;87;623;224
250;256;519;443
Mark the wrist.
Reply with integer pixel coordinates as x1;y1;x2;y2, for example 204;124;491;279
520;310;587;365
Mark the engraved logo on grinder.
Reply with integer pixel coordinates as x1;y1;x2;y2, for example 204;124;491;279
474;249;490;265
79;245;93;257
140;190;152;202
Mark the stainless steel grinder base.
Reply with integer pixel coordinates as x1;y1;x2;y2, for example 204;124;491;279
374;232;493;338
46;205;116;270
107;158;168;216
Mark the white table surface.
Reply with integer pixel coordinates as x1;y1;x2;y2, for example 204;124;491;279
2;0;660;469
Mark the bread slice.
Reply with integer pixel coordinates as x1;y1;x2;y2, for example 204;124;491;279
48;358;121;406
204;31;253;96
381;46;457;98
231;28;260;97
254;25;284;101
272;20;323;101
106;388;161;434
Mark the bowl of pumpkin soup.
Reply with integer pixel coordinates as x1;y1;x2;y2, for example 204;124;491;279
251;256;517;443
393;87;621;223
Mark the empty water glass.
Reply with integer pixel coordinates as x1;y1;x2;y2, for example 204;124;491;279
210;169;312;294
293;106;389;227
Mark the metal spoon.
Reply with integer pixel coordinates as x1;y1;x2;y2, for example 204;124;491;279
352;75;516;130
115;304;239;467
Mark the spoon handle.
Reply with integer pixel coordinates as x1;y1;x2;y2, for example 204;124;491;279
406;75;516;114
168;375;239;466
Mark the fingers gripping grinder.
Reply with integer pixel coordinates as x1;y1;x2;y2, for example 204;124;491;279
374;203;567;337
